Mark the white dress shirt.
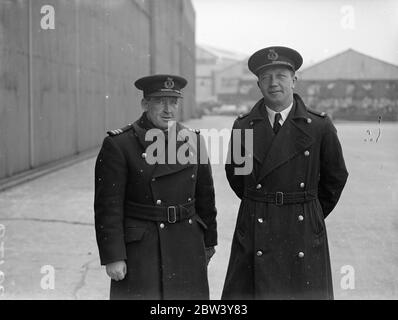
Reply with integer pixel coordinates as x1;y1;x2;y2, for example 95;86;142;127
265;102;293;128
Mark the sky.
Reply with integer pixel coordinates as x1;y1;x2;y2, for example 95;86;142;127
191;0;398;66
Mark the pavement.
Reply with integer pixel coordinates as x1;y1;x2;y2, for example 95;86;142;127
0;115;397;300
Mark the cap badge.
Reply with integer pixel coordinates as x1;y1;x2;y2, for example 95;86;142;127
164;77;175;89
267;49;278;61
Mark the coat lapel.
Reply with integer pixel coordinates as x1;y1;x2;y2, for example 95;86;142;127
151;122;195;178
131;121;154;151
257;95;315;181
253;100;275;165
239;99;274;164
131;120;195;179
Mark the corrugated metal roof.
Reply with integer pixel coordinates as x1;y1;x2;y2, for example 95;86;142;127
298;49;398;80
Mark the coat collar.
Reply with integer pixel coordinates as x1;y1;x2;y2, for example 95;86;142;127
131;114;196;178
254;94;315;181
291;93;312;120
238;99;274;165
131;115;156;151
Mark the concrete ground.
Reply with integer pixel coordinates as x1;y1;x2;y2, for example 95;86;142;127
0;115;397;300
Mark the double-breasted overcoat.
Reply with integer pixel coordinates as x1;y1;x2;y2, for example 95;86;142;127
222;93;348;300
94;113;217;300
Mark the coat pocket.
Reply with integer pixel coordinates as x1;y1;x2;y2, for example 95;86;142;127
124;227;146;243
195;216;208;231
308;201;325;236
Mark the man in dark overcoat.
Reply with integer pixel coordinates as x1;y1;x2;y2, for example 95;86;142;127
94;74;217;300
222;47;348;300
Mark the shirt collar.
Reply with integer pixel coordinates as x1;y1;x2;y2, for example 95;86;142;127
265;102;293;126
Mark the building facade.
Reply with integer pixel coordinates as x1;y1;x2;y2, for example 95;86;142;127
196;45;246;104
212;49;398;121
214;60;260;109
295;49;398;121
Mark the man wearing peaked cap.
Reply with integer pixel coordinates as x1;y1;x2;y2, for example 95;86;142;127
94;74;217;300
248;46;303;75
134;75;187;130
222;47;348;300
134;74;187;98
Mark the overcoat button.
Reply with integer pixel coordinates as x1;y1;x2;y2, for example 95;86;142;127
188;197;192;202
258;218;264;223
152;178;156;182
156;200;162;205
298;215;304;221
300;182;305;188
298;251;305;258
256;184;262;190
160;223;165;229
188;219;193;224
304;150;310;156
249;121;254;126
141;153;147;159
307;118;312;124
191;174;195;179
256;250;263;257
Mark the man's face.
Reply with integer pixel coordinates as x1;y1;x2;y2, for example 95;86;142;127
142;96;180;130
257;67;296;109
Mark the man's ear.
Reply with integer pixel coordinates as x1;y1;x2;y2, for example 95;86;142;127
141;98;148;111
292;75;297;89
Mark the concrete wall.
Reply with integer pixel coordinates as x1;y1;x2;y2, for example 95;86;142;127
0;0;196;181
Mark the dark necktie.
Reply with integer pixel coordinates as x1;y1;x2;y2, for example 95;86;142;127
273;113;282;135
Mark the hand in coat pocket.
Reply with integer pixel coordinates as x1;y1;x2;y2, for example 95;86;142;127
106;260;127;281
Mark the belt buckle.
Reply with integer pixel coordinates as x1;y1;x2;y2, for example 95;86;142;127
275;192;284;206
167;206;177;223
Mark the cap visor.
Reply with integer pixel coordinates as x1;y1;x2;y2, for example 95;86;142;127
146;92;182;98
255;61;295;75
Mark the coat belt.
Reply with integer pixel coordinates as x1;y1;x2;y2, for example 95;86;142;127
124;200;195;223
243;189;317;205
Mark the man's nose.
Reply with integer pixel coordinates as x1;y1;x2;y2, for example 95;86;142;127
162;102;172;112
269;75;278;86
